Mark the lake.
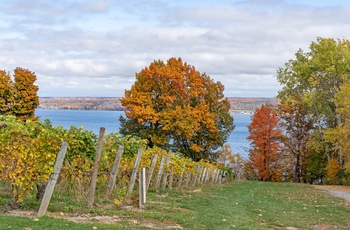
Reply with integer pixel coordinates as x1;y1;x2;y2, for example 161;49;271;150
35;109;251;158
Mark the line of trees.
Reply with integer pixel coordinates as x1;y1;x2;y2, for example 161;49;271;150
246;37;350;185
0;67;39;121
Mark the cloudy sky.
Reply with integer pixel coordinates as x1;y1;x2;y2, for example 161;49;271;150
0;0;349;97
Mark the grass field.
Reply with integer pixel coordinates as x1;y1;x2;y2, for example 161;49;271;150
1;181;350;229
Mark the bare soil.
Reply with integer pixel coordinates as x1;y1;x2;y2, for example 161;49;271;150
312;185;350;203
5;209;183;229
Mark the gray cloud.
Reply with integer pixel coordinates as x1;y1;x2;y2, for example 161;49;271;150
0;0;349;97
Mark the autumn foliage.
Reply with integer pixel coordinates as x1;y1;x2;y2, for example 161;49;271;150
0;67;39;121
278;94;314;182
120;57;234;161
0;116;62;202
0;70;14;115
0;115;223;204
247;104;283;181
277;37;350;184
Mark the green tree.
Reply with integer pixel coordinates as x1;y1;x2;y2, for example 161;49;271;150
305;130;328;184
278;94;314;182
120;57;234;161
325;79;350;174
12;67;39;121
277;38;350;128
277;37;350;183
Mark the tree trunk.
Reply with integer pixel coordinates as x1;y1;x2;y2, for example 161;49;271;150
36;182;48;202
294;153;300;183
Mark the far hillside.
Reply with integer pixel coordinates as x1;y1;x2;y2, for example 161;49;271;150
227;97;278;113
38;97;278;113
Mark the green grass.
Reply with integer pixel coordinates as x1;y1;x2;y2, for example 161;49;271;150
0;215;131;230
144;181;350;229
1;181;350;229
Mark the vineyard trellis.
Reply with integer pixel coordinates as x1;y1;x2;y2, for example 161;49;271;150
42;141;228;213
0;118;229;215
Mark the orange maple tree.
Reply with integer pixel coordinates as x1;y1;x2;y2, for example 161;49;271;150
0;68;39;121
247;104;283;181
0;70;14;115
12;67;39;121
120;57;234;161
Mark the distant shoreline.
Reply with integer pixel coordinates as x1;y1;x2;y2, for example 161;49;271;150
38;97;277;112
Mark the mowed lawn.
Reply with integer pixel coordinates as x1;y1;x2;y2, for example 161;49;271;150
1;181;350;229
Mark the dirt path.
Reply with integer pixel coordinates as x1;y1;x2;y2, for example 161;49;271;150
312;185;350;203
5;209;183;229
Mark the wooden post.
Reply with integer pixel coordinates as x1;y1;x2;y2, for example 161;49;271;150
37;141;68;217
146;154;158;191
184;171;191;188
177;162;186;189
161;157;170;190
218;170;222;184
198;166;203;183
191;165;199;187
139;168;146;209
139;171;142;208
106;145;124;196
194;166;203;186
142;168;146;204
87;127;105;207
127;148;143;196
212;169;218;183
222;171;227;183
214;170;219;183
201;167;207;183
211;169;215;183
215;169;220;183
169;166;174;190
205;167;211;183
202;167;208;184
154;155;166;189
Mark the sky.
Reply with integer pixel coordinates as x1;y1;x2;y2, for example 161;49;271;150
0;0;349;98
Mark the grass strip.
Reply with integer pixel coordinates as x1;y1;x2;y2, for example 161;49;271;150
1;181;350;229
